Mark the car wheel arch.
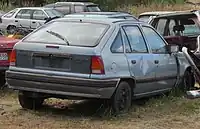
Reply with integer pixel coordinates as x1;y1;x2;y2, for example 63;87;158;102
184;66;195;86
7;25;16;30
114;77;136;95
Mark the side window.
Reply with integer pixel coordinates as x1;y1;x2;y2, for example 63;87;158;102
75;5;85;13
15;9;32;19
111;31;124;53
123;26;148;53
32;10;47;20
156;19;167;36
142;26;167;53
168;19;176;36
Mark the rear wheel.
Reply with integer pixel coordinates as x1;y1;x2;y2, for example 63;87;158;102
18;91;44;110
111;81;132;114
7;25;16;34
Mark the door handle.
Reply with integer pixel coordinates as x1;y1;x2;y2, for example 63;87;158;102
131;60;136;64
32;21;36;24
154;60;159;64
15;20;18;22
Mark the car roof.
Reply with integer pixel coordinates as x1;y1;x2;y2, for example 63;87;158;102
64;12;138;20
69;12;131;15
56;2;96;5
15;7;54;10
44;2;97;6
139;11;175;16
65;12;134;17
53;17;143;25
154;11;197;19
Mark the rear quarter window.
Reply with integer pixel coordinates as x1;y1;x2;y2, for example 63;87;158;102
23;21;109;47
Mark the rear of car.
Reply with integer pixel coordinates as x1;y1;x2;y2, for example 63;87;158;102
6;18;119;99
0;8;19;30
0;36;19;70
0;36;19;86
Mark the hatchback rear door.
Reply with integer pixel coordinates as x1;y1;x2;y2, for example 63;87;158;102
15;20;109;78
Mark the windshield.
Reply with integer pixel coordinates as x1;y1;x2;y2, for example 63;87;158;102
45;9;64;17
24;21;109;47
86;5;101;12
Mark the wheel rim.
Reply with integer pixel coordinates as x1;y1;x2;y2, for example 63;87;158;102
116;88;131;112
8;26;16;34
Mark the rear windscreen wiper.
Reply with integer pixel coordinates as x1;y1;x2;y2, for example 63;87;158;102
46;30;70;45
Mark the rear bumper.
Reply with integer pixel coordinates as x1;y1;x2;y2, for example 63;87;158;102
6;70;119;99
0;66;8;71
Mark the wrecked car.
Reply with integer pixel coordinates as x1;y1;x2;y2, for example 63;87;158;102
6;17;195;114
138;11;175;23
150;11;200;68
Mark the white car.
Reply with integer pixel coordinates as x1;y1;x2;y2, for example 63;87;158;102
0;7;63;32
138;11;175;23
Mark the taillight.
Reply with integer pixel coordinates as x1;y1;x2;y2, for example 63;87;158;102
9;49;16;66
91;56;105;74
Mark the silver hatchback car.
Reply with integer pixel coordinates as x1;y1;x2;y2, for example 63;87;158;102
6;17;194;113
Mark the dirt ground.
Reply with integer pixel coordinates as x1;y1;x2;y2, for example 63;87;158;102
1;89;200;129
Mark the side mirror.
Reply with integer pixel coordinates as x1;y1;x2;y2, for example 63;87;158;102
166;44;179;54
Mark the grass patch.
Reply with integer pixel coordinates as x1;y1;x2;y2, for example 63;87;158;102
1;89;200;128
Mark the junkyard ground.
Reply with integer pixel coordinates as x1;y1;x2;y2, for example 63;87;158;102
1;89;200;129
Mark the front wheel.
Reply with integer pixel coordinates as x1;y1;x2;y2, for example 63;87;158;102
111;81;132;114
18;91;44;110
180;70;195;92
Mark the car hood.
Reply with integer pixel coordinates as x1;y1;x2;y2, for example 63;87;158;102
0;36;20;49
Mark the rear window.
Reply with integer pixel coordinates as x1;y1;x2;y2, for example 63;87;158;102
181;19;200;36
44;9;64;17
86;5;101;12
24;21;109;47
138;15;151;22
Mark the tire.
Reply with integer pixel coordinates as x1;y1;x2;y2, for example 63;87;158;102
7;25;16;34
180;70;195;92
18;91;44;110
0;73;5;88
112;81;132;114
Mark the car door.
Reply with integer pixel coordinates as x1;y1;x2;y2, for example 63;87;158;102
142;25;178;90
31;9;47;29
122;25;157;95
14;9;32;28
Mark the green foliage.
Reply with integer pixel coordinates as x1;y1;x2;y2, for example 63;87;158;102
0;0;186;11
